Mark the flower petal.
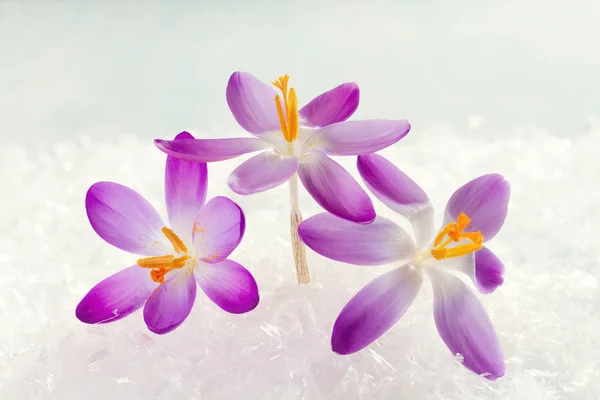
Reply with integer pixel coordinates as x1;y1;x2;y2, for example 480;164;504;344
299;82;359;127
76;265;158;324
86;182;169;256
298;153;375;223
193;196;245;263
298;213;415;266
444;174;510;241
143;271;197;335
195;259;259;314
332;265;423;355
302;119;410;156
427;268;505;380
227;152;298;195
154;136;269;162
433;248;503;294
165;131;208;241
226;71;281;134
358;154;434;247
475;247;505;294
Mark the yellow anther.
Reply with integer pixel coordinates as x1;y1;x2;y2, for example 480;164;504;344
462;231;484;244
172;255;189;269
431;212;484;260
275;95;289;140
137;227;190;284
272;75;299;143
161;227;187;253
434;224;454;247
137;255;175;269
287;88;299;141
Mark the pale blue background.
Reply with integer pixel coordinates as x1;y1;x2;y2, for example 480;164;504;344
1;0;598;146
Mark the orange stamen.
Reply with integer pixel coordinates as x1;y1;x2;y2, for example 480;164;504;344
431;212;484;260
161;227;187;253
272;75;299;143
138;227;190;284
275;95;289;140
137;254;174;269
150;268;168;284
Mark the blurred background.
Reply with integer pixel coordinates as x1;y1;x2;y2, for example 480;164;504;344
1;0;599;146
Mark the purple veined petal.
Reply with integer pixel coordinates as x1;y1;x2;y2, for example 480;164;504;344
154;136;269;163
474;247;505;294
195;259;259;314
193;196;245;263
427;267;505;380
298;213;416;266
358;154;434;247
302;119;410;156
299;82;359;127
226;71;281;134
439;249;504;295
86;182;170;256
76;265;158;324
444;174;510;241
143;270;197;335
227;152;298;195
165;132;208;242
332;265;423;355
298;153;375;223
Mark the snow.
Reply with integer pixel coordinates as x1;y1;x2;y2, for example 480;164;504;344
1;124;599;399
1;1;599;398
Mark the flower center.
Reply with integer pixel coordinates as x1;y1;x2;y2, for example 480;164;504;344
272;75;299;143
137;227;189;284
430;212;484;260
412;249;430;266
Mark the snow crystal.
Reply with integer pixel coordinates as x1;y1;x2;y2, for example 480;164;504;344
1;125;599;399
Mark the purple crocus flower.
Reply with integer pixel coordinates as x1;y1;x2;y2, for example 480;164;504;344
154;72;410;284
298;154;510;380
154;72;410;224
76;132;259;334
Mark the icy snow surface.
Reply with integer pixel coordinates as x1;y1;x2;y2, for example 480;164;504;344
1;122;599;399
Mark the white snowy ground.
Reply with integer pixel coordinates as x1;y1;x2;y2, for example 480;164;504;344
1;121;599;399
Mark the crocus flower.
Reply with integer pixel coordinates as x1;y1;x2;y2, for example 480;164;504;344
76;132;259;334
154;72;411;224
298;154;509;380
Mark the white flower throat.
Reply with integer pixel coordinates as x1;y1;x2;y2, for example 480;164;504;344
136;227;196;284
413;212;484;267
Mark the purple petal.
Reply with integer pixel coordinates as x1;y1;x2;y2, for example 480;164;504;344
76;265;158;324
434;249;504;294
193;196;245;263
303;119;410;156
195;259;259;314
227;152;298;195
86;182;169;256
298;153;375;223
165;132;208;241
445;174;510;241
332;265;423;355
299;82;359;127
428;268;505;380
226;71;280;134
154;136;268;162
298;213;415;266
143;271;197;335
475;247;505;294
358;154;434;247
